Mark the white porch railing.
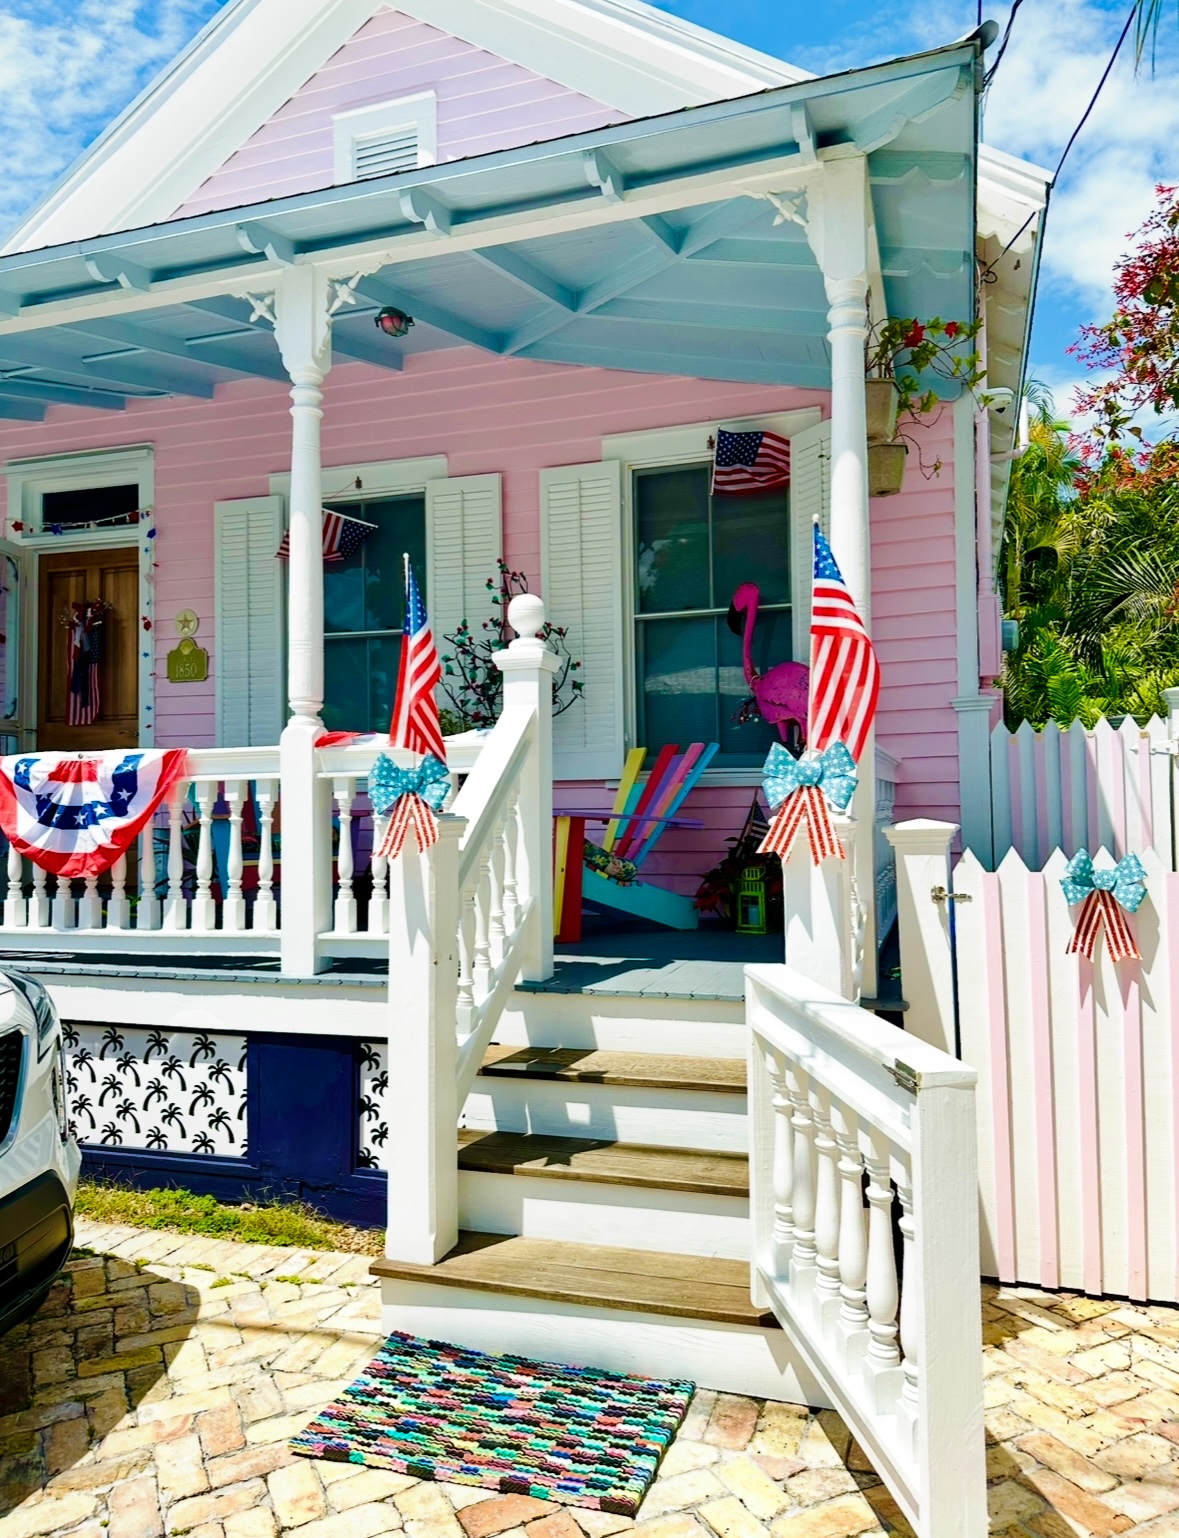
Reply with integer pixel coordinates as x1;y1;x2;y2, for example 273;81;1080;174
746;963;985;1538
382;596;557;1263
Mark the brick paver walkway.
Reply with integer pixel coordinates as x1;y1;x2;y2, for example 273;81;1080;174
5;1223;1179;1538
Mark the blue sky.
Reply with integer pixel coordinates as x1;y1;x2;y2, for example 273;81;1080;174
0;0;1175;409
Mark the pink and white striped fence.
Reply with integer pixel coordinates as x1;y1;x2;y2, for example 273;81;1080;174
953;846;1179;1303
988;696;1179;871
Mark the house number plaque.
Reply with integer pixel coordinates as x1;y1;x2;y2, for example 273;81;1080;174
166;611;209;683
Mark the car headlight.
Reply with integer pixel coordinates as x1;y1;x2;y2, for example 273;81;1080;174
6;972;58;1059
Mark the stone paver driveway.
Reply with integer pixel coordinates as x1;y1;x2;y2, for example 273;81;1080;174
7;1223;1179;1538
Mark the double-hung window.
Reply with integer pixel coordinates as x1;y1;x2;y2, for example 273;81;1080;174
633;464;792;768
322;494;426;734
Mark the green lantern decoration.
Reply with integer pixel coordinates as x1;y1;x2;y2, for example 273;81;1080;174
736;863;769;935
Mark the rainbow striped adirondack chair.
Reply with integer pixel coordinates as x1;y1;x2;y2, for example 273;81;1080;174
554;742;718;937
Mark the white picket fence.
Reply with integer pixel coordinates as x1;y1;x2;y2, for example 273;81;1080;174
988;693;1179;871
747;965;986;1538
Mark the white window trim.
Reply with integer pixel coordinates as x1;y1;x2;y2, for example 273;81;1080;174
4;446;157;746
332;91;438;185
604;408;821;787
268;455;448;506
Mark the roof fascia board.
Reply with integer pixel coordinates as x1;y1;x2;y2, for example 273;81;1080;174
397;0;807;112
3;0;382;257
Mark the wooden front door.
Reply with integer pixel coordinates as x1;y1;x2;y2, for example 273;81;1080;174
38;548;139;750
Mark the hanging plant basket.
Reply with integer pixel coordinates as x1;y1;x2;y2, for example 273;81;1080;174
868;441;908;497
865;378;900;445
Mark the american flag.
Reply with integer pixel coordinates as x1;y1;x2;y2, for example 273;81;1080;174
275;510;374;563
389;557;445;760
808;524;880;763
711;428;791;495
66;603;103;727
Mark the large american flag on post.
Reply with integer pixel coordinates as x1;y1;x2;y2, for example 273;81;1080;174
389;556;445;760
711;427;791;494
808;524;880;763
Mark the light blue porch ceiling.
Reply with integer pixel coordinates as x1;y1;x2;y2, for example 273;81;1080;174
0;39;982;420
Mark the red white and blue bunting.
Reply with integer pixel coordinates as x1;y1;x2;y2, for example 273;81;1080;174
0;749;188;879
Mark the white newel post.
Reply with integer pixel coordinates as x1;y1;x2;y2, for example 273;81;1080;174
805;156;877;993
384;814;464;1264
494;593;559;982
884;819;958;1057
275;266;333;976
782;815;855;998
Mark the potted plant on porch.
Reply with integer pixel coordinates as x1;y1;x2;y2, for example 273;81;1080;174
865;315;985;495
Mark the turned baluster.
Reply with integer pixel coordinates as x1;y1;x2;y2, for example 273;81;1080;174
77;872;102;931
488;815;506;966
190;782;216;931
896;1167;920;1409
222;780;246;933
30;861;49;928
5;841;26;929
333;776;357;934
456;880;476;1031
253;781;277;932
107;857;130;930
501;794;520;933
368;812;390;935
832;1102;869;1333
812;1085;842;1306
50;872;76;931
786;1062;816;1272
863;1127;901;1369
472;860;492;1002
137;821;161;930
768;1049;793;1275
162;783;188;930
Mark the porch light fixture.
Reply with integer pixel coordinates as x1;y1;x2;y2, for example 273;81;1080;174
374;306;414;338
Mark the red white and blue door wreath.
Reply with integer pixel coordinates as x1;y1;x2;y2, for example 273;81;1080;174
1060;849;1146;962
758;740;856;865
368;752;450;859
0;750;188;878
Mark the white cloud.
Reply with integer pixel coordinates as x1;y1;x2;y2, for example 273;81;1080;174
0;0;222;237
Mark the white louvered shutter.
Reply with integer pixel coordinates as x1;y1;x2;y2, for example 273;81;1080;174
789;419;832;660
540;461;624;781
426;474;502;652
214;497;285;747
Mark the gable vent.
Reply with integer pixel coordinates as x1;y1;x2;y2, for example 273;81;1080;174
353;128;419;180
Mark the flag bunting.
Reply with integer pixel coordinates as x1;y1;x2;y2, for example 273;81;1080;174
1061;849;1146;962
711;428;791;495
757;741;856;866
0;750;189;879
808;525;880;763
368;752;450;860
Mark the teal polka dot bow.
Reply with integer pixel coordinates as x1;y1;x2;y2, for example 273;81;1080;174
759;741;857;866
369;752;450;859
1060;849;1146;962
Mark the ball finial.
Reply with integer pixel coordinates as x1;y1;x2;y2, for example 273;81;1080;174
508;592;545;640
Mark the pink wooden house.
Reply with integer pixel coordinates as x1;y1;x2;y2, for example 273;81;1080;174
0;0;1049;1460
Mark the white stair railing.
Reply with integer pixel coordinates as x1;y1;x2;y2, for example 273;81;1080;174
385;594;559;1264
747;963;985;1538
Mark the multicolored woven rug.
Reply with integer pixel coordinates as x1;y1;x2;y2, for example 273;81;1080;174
290;1330;694;1515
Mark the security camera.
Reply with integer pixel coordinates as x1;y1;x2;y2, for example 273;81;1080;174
986;387;1016;414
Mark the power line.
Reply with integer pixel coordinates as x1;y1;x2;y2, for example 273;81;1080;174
983;0;1025;89
981;1;1137;282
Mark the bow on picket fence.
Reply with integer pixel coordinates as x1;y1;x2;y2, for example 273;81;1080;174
1060;849;1147;962
758;740;857;866
369;752;450;859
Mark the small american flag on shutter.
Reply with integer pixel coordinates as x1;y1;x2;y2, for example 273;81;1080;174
276;511;374;563
711;428;791;495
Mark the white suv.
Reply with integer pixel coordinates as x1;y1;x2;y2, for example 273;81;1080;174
0;971;81;1336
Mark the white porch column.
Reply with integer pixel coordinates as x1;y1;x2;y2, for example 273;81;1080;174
275;266;334;976
805;156;876;990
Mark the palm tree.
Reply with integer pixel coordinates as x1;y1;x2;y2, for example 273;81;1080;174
146;1127;168;1150
116;1099;141;1134
189;1083;215;1117
208;1107;235;1143
161;1056;188;1090
188;1033;217;1067
115;1052;141;1087
144;1029;170;1061
71;1095;95;1131
73;1047;96;1083
98;1074;122;1107
99;1027;124;1059
207;1059;233;1089
144;1077;168;1108
161;1104;186;1138
100;1122;123;1146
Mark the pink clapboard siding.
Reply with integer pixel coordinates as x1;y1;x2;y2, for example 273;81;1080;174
175;7;627;218
0;348;960;884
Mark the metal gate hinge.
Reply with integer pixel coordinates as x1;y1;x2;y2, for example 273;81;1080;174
931;885;972;905
889;1060;921;1095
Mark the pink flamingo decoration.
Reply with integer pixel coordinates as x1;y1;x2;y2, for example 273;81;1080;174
727;582;809;743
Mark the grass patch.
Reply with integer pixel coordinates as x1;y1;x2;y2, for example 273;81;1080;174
75;1180;383;1256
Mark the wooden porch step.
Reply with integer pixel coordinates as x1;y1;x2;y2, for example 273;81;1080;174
372;1231;777;1328
457;1129;748;1197
479;1045;746;1095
